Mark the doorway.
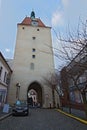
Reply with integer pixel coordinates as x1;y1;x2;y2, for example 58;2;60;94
27;82;42;107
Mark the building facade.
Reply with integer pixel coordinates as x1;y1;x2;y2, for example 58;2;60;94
60;46;87;110
0;52;12;108
8;11;59;108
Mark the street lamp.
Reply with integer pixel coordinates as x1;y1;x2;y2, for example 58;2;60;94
16;83;21;100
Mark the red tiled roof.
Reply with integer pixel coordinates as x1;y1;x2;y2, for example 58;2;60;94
21;17;32;25
18;17;46;27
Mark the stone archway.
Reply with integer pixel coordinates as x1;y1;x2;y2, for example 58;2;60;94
27;82;42;107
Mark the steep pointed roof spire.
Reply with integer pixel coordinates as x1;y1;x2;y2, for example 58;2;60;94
30;10;35;19
18;11;48;27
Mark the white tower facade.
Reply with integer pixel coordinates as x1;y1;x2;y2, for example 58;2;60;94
8;11;59;108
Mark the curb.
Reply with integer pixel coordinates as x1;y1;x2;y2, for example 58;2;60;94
56;109;87;125
0;113;12;121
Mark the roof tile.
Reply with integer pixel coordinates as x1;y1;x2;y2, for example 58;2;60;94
18;17;46;27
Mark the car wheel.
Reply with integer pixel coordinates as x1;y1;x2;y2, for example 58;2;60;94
12;113;15;116
26;111;29;116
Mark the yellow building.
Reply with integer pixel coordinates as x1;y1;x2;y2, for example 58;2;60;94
8;11;59;108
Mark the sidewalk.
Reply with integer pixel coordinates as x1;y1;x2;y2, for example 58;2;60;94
61;107;86;120
0;107;12;121
56;106;87;125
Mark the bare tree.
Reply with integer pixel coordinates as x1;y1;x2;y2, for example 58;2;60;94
42;71;62;108
39;19;87;118
53;20;87;62
54;20;87;119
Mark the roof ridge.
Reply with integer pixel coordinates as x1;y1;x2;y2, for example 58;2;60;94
18;16;46;27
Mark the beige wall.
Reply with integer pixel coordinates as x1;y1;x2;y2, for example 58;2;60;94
8;25;59;107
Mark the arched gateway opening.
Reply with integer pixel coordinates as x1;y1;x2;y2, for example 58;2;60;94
27;82;42;107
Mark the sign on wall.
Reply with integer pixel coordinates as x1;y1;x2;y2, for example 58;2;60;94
3;104;9;113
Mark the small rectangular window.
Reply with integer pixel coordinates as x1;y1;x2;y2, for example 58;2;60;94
37;29;39;31
32;36;36;40
6;73;10;85
30;63;34;70
0;66;3;78
32;48;36;52
32;55;35;58
4;72;7;83
22;27;25;29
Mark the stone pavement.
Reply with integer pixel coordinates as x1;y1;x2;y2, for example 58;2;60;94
0;108;87;130
0;106;87;124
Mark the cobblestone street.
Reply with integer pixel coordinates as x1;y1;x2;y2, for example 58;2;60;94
0;108;87;130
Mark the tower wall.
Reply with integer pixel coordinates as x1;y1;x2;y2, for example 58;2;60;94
8;17;59;107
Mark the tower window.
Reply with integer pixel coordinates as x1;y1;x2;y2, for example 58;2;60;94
4;71;7;83
32;37;36;40
0;66;3;78
32;55;35;58
22;27;25;29
32;48;36;52
37;29;39;31
30;63;34;70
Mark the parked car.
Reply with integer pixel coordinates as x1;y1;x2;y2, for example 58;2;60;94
12;100;29;116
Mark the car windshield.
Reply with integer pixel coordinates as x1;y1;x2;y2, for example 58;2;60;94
16;100;27;106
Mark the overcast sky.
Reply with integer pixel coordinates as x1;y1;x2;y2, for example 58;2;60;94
0;0;87;68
